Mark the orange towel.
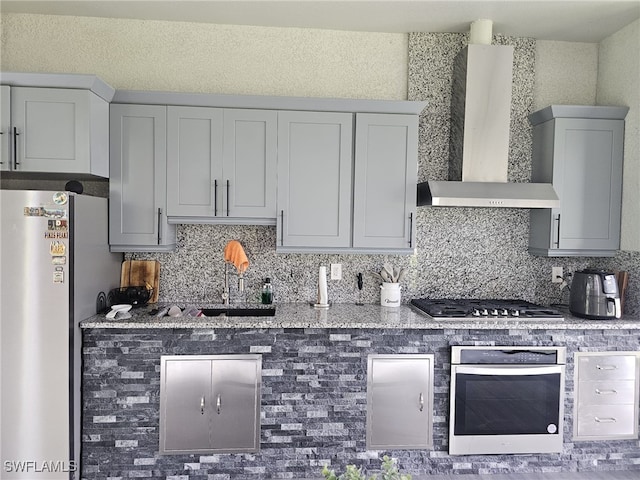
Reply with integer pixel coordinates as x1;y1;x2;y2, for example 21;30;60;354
223;240;249;274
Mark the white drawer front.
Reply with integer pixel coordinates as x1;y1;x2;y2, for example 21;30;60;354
578;380;637;405
576;404;636;438
578;355;637;381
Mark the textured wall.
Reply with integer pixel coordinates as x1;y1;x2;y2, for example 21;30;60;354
533;41;598;110
597;19;640;253
0;13;407;99
82;327;640;479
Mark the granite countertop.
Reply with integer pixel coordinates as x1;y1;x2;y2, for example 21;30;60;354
80;303;640;330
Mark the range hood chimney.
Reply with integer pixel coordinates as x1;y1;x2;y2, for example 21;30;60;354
417;20;559;209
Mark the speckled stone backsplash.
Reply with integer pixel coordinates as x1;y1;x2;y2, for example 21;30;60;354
130;32;640;317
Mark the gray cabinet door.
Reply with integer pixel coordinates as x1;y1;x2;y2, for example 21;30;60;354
211;357;262;452
222;109;277;219
367;354;433;449
167;106;224;217
109;104;176;251
160;355;261;455
353;114;418;250
11;87;108;176
0;86;9;171
277;111;353;249
529;112;625;257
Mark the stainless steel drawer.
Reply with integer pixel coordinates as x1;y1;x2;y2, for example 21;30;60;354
577;354;637;381
578;379;636;405
576;404;636;438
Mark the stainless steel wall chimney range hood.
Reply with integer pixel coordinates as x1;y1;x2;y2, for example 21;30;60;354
417;20;559;209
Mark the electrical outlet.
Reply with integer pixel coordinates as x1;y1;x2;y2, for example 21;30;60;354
330;263;342;280
552;266;563;283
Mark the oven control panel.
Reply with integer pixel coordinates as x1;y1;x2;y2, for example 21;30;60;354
453;346;566;365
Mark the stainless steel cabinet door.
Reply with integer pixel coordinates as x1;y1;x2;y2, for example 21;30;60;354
277;111;353;250
161;358;213;453
367;354;433;449
160;355;261;454
210;358;262;452
353;114;418;251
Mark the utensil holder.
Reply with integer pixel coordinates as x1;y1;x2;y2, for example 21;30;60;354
380;282;401;307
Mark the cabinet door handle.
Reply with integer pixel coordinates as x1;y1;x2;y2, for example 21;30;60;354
595;388;618;395
409;212;414;247
0;130;3;165
596;364;618;371
157;208;162;244
594;416;617;423
214;179;218;216
200;396;205;415
13;127;19;168
280;210;284;246
419;392;424;412
553;214;561;248
216;394;222;415
226;179;230;217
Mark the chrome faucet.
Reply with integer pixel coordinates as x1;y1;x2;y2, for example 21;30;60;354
221;262;245;305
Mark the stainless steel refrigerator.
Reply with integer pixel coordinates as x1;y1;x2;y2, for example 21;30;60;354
0;190;121;479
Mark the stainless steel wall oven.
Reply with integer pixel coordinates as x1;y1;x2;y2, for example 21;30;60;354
449;346;566;455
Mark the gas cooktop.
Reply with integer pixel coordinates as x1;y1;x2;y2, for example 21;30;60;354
410;299;564;321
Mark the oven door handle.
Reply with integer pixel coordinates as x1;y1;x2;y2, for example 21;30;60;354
454;365;563;376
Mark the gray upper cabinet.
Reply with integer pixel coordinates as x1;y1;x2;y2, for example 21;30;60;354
3;86;109;176
277;111;354;250
0;86;9;169
353;114;418;251
159;354;262;455
109;104;176;252
167;107;277;224
529;106;628;257
367;354;434;450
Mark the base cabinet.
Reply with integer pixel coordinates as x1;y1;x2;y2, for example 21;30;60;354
574;352;640;440
366;354;433;449
159;354;262;454
528;106;628;257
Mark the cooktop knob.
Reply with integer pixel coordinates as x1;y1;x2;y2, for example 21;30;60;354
511;309;520;317
472;309;481;317
490;309;499;316
501;309;509;316
480;308;489;316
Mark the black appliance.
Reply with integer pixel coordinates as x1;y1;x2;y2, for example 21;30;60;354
570;269;621;319
410;298;564;321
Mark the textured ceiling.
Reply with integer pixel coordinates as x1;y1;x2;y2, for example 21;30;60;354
1;0;639;42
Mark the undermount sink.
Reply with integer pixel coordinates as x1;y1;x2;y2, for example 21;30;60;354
199;307;276;317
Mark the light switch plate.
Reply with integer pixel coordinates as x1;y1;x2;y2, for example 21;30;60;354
330;263;342;280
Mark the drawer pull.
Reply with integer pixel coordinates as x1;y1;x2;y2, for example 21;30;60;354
419;392;424;412
594;416;617;423
200;396;205;415
596;364;618;371
595;388;618;395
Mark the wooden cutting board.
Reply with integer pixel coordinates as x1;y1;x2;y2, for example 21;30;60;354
120;260;160;303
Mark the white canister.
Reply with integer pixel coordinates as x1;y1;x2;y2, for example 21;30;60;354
380;282;401;307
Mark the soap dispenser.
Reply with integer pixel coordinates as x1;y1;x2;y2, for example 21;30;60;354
261;278;273;304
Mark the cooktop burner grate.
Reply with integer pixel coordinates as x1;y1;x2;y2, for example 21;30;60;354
410;298;564;320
